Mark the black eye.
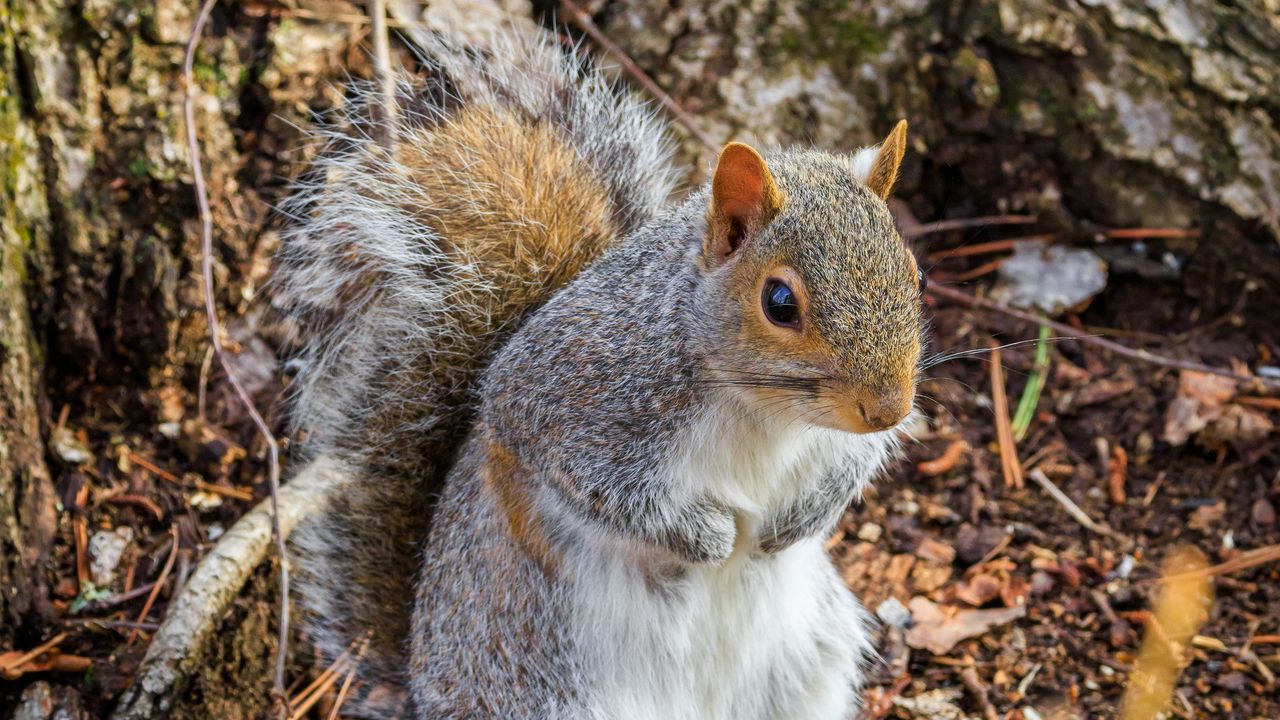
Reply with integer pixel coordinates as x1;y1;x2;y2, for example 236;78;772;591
917;269;928;293
762;280;800;328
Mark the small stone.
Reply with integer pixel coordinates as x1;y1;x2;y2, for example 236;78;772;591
1252;498;1276;526
50;426;93;465
88;526;133;587
1188;501;1225;532
857;522;883;542
13;682;52;720
876;597;911;629
954;523;1007;565
1029;570;1056;596
914;537;956;565
189;490;224;512
1215;671;1248;691
894;499;921;517
1108;554;1136;580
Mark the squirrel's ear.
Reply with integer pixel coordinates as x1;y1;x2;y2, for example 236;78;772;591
705;142;783;268
852;119;908;200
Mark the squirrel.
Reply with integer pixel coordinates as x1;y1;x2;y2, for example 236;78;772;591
275;28;923;720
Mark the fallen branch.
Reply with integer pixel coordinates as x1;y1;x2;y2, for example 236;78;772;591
1028;469;1133;550
110;458;341;720
928;282;1278;391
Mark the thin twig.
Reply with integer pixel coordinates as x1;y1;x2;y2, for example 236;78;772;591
1028;470;1133;550
926;234;1053;262
928;282;1279;390
908;214;1037;239
288;634;362;716
1105;227;1201;240
289;659;352;720
197;343;214;424
561;0;718;150
77;581;158;613
325;637;372;720
1235;396;1280;411
989;347;1023;489
931;257;1007;283
73;483;90;592
60;618;162;631
128;525;180;644
0;633;67;674
369;0;397;146
183;0;289;711
130;449;254;502
959;666;999;720
1156;544;1280;584
105;493;165;521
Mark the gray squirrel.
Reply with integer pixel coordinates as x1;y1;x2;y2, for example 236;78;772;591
274;28;923;720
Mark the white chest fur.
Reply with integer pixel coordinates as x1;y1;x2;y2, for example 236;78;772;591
566;407;890;720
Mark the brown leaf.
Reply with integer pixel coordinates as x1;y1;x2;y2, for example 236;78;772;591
911;563;953;594
914;537;956;565
953;573;1002;606
1162;370;1238;446
1188;502;1225;533
1074;373;1137;408
904;596;1026;654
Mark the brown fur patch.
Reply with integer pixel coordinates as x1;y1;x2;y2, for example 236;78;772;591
397;106;620;337
483;432;561;576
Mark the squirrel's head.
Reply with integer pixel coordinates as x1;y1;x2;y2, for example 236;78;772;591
691;121;923;435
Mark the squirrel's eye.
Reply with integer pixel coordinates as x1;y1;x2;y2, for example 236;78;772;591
762;280;800;328
917;269;928;294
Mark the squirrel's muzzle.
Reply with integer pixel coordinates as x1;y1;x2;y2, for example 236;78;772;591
857;390;912;432
823;382;913;434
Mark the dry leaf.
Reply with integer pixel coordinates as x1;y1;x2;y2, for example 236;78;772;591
953;573;1002;607
1162;370;1237;446
905;596;1026;654
891;687;969;719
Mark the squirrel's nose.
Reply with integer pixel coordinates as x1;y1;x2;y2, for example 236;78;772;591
857;391;911;431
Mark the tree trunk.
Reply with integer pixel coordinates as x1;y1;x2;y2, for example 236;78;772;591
1;0;354;714
590;0;1280;245
1;0;56;645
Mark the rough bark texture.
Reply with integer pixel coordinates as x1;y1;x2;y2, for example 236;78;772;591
1;0;355;714
1;0;57;649
589;0;1280;243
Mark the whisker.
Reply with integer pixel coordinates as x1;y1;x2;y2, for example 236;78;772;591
920;335;1088;370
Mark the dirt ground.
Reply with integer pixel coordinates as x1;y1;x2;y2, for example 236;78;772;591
2;4;1278;720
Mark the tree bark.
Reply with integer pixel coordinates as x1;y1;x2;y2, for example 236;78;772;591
1;0;352;711
1;0;57;647
590;0;1280;244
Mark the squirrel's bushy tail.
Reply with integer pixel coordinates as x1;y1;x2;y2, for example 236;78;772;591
274;29;677;706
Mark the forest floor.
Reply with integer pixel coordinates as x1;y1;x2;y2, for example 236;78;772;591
3;6;1279;720
7;200;1277;720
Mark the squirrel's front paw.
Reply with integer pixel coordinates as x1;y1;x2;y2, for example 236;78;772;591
662;500;736;564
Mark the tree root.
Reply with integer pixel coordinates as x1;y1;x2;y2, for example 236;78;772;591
110;458;341;720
